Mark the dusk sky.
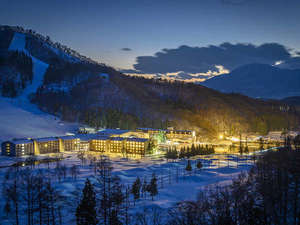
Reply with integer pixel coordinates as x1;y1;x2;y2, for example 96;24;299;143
1;0;300;72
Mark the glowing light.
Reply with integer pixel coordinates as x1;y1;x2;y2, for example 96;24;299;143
219;134;224;139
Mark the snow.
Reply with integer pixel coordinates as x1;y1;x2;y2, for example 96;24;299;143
0;97;78;143
0;32;78;144
0;152;253;224
9;32;49;99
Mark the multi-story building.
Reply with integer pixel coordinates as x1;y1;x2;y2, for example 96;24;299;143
108;137;124;153
60;136;80;151
136;128;165;138
1;139;35;156
35;137;60;154
137;127;195;142
90;136;109;152
124;138;149;154
165;129;195;141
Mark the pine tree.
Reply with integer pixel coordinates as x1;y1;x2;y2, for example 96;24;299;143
186;160;192;172
76;179;98;225
147;173;158;201
131;177;141;204
142;178;148;198
196;161;203;169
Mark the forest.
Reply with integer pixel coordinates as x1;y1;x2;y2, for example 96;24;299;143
33;63;300;139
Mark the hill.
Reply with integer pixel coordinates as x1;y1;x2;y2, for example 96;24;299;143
0;25;299;139
202;63;300;99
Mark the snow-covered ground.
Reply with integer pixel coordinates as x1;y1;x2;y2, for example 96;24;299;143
9;32;49;100
0;97;78;143
0;153;253;224
0;32;78;143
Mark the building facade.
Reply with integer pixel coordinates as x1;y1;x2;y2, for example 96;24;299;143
1;139;34;157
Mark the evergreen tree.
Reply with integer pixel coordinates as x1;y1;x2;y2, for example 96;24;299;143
147;173;158;201
131;177;141;204
196;161;203;169
76;179;98;225
185;160;192;172
142;178;148;198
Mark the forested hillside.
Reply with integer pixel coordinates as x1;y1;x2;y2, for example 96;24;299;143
1;25;299;138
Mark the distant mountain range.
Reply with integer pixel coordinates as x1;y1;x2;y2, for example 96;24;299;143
202;63;300;99
0;25;299;138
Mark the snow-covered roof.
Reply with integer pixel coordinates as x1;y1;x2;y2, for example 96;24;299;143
7;139;33;145
98;129;130;135
137;128;166;132
110;137;125;141
59;135;80;140
35;137;58;142
93;136;110;141
126;138;148;142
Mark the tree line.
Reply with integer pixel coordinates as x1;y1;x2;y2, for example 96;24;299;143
165;144;215;160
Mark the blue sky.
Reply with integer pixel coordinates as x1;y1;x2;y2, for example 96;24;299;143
1;0;300;70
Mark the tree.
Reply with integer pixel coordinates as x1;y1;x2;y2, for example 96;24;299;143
147;173;158;201
196;161;203;169
141;178;148;198
186;160;192;172
131;177;141;205
294;135;300;150
76;179;98;225
259;137;264;151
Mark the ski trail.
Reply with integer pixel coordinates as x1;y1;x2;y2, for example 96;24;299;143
8;32;49;109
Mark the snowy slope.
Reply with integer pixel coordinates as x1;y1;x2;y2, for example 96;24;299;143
0;97;78;142
9;32;49;99
0;33;77;143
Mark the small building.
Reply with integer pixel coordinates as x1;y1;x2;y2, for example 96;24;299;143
136;128;166;138
1;139;34;157
166;130;195;140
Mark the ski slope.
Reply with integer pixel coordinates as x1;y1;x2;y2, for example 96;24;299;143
0;97;78;143
0;32;78;143
9;32;49;100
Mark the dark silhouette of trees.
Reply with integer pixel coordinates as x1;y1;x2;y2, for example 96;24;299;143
76;179;98;225
131;177;142;205
147;173;158;201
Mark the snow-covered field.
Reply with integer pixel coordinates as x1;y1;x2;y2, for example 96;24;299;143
0;97;78;143
0;152;253;224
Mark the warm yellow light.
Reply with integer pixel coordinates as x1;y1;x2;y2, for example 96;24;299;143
219;134;224;139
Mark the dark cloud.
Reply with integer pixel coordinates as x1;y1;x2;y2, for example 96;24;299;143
133;42;292;74
121;48;132;51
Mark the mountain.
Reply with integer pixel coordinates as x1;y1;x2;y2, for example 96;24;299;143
0;25;299;139
202;63;300;99
282;96;300;106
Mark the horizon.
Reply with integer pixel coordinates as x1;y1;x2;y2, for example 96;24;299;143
1;0;300;81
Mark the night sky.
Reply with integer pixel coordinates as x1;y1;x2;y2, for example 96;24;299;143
1;0;300;74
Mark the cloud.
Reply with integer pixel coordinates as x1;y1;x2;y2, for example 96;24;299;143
133;42;292;74
276;57;300;70
123;65;229;83
121;48;132;51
